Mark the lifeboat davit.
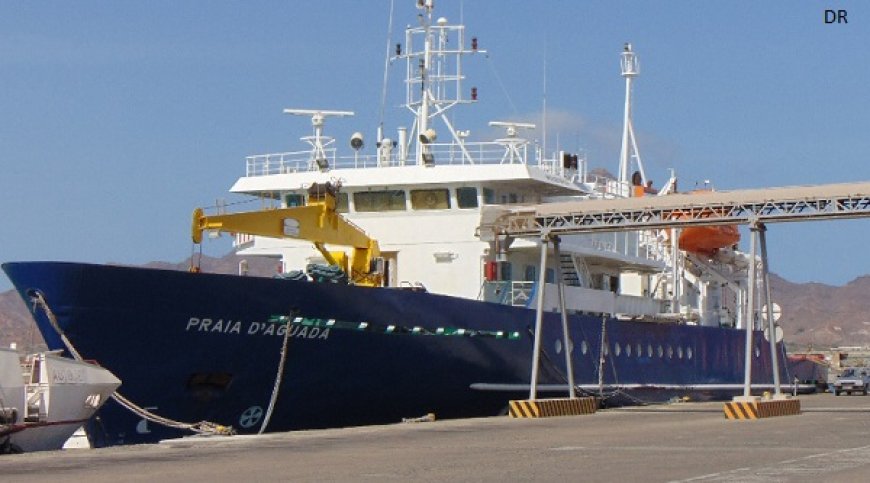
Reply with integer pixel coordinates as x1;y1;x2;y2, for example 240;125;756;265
677;189;740;256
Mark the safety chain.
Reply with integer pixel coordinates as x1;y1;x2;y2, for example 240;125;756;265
30;291;235;437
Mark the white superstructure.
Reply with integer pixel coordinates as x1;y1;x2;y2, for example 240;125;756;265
221;1;750;328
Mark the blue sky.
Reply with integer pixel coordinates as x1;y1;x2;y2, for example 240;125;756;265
1;1;868;291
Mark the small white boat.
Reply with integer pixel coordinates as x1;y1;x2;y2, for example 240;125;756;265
0;347;120;453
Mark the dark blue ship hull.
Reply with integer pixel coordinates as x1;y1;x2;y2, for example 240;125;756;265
3;261;788;447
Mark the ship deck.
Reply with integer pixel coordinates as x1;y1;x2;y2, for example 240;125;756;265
7;392;870;481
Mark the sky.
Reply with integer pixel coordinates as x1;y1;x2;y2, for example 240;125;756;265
1;0;868;292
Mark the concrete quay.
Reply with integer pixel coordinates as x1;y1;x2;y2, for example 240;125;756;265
5;392;870;482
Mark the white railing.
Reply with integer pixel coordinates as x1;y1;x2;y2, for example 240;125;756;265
244;141;569;178
234;233;255;248
246;149;337;176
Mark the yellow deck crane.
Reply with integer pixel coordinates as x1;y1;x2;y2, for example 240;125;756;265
191;182;383;286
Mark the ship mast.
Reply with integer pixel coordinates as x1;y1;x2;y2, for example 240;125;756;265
397;0;483;166
618;43;646;195
418;1;432;166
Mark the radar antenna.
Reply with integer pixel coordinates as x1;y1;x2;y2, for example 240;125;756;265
283;109;354;171
489;121;536;164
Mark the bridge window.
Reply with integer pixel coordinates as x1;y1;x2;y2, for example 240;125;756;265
411;189;451;210
354;190;406;212
483;188;495;204
287;192;348;212
456;187;479;208
285;193;304;207
336;193;349;213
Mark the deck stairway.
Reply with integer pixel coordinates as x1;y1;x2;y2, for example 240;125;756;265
559;254;582;287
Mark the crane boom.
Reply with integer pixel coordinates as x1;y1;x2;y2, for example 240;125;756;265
192;183;382;286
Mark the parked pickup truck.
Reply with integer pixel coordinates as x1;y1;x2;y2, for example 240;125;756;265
832;368;870;396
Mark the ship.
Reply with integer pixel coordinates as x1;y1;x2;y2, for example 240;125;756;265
0;347;120;453
2;1;789;447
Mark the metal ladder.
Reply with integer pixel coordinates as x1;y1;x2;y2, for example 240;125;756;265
559;254;582;287
22;355;48;423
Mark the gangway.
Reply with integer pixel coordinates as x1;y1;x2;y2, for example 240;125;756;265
477;180;870;403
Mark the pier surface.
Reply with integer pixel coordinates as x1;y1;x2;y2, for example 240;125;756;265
7;393;870;482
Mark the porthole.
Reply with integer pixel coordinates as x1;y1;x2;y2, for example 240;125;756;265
657;345;664;358
603;344;610;356
614;343;622;357
580;340;588;355
687;347;694;360
636;343;642;357
678;346;684;359
647;344;653;358
755;346;761;358
555;339;563;354
667;345;674;359
625;343;633;357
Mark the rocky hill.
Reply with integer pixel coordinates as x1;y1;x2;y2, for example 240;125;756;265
1;253;868;351
0;288;41;351
772;274;870;350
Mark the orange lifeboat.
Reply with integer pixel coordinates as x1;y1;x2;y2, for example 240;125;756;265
677;189;740;256
679;225;739;256
631;176;738;256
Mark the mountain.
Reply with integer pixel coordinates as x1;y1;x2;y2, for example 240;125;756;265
0;289;41;351
771;274;870;350
1;253;868;351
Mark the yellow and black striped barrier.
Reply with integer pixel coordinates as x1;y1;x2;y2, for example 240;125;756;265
508;397;598;418
723;398;801;420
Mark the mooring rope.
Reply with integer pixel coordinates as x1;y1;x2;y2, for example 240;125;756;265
597;315;607;397
30;291;235;437
259;312;293;435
